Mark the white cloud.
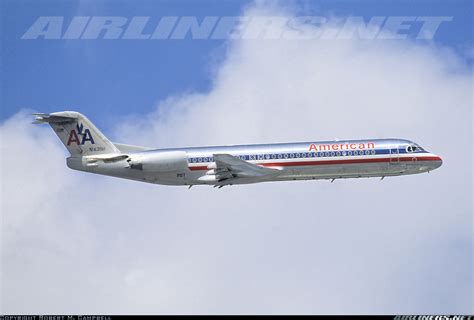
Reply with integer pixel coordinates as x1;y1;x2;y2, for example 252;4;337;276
1;3;472;314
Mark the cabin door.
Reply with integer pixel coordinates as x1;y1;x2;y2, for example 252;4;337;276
389;146;399;164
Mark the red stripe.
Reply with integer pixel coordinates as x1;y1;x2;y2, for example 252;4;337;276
188;156;441;171
189;166;210;171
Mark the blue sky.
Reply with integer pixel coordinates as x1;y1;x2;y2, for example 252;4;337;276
1;0;472;130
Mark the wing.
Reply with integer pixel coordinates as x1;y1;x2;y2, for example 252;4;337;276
211;153;280;185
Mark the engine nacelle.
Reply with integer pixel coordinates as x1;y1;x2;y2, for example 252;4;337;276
127;151;188;172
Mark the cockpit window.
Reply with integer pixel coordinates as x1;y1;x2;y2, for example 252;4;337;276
406;144;424;153
414;143;424;152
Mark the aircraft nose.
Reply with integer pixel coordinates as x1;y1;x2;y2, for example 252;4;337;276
431;155;443;170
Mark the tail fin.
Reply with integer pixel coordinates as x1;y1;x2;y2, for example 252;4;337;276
34;111;120;156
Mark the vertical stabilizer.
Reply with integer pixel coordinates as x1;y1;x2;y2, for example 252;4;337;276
33;111;120;156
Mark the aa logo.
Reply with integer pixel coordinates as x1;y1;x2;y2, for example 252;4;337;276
67;123;95;145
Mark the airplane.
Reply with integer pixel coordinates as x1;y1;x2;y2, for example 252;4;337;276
34;111;443;188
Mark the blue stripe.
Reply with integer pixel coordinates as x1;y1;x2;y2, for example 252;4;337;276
187;149;428;163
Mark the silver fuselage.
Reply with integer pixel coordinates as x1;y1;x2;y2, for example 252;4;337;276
67;138;443;186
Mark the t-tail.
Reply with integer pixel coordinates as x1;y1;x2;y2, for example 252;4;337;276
33;111;120;156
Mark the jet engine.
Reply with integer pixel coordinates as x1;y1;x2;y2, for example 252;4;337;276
126;151;188;172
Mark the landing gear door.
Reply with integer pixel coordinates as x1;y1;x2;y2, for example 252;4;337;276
389;146;399;163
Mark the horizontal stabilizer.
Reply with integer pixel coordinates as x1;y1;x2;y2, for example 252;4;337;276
32;113;77;124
